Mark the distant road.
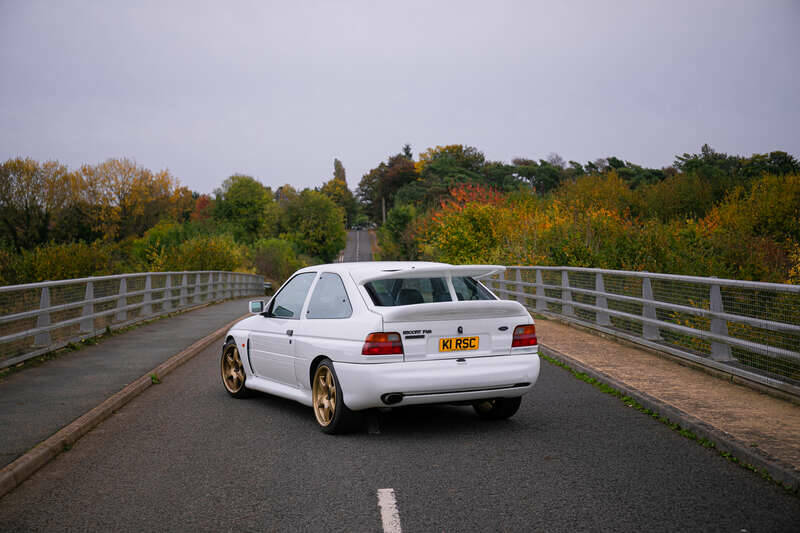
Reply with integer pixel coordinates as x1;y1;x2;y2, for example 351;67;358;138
340;229;374;262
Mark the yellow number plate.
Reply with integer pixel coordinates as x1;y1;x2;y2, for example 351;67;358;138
439;336;479;352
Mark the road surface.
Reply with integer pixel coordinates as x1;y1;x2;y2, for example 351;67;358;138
1;340;797;531
341;229;374;262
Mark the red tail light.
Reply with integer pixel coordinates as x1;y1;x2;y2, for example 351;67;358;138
362;332;404;355
512;325;537;347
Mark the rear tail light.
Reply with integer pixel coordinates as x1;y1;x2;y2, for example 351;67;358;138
512;325;537;347
362;332;404;355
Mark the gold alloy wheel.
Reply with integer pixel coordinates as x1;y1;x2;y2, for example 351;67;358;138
312;364;337;426
222;344;246;393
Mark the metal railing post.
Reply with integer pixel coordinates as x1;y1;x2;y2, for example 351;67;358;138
227;272;232;299
642;277;661;340
142;274;153;316
596;272;611;326
515;268;524;305
164;274;172;311
535;269;547;312
34;287;51;346
80;281;94;334
562;270;574;316
115;278;128;322
180;274;188;307
710;283;733;361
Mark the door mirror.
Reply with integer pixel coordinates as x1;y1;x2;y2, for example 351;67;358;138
249;300;264;314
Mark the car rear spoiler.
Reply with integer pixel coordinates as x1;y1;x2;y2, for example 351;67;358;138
378;299;530;322
355;265;506;285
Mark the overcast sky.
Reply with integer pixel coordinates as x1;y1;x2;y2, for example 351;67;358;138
2;0;798;194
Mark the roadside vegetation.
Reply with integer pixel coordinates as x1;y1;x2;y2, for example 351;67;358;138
2;144;798;287
0;157;356;287
359;144;800;284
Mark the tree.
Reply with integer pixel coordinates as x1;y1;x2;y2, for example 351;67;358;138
546;153;566;169
280;190;346;262
0;158;77;252
377;204;418;260
356;150;418;223
213;174;272;242
333;158;347;184
79;158;183;241
320;173;358;227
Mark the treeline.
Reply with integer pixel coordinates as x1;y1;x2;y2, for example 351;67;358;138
0;157;355;286
3;143;798;287
361;144;800;284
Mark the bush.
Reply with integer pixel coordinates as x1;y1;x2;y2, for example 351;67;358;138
160;234;248;272
251;238;308;285
1;241;114;285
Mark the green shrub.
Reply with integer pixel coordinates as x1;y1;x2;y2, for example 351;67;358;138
160;234;247;272
1;241;114;285
251;238;308;285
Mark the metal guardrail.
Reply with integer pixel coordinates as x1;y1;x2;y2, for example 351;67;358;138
0;271;264;369
484;266;800;396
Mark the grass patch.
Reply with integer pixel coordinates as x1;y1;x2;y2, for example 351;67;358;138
150;373;161;384
540;352;797;495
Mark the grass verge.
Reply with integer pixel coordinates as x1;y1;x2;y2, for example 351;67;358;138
541;352;798;495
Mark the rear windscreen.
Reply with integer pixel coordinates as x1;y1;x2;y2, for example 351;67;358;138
364;276;496;306
364;277;452;306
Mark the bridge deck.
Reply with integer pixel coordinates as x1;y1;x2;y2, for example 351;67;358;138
1;286;798;496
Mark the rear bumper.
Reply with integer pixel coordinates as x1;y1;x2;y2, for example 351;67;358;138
333;352;540;411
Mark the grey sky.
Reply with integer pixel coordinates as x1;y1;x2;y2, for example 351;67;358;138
2;0;798;194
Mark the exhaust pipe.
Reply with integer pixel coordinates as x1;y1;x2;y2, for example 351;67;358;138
381;392;404;405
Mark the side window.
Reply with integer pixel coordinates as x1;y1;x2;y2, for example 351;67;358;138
452;276;496;301
268;272;316;319
306;273;352;319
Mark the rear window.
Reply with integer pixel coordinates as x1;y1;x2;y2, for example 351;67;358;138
452;276;496;301
364;277;452;306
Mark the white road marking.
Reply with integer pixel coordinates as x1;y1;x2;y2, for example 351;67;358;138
355;230;361;262
377;488;402;533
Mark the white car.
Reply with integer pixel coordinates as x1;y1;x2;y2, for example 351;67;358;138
220;262;540;433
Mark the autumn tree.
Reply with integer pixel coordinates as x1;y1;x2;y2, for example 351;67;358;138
0;158;79;251
79;158;184;240
320;159;358;226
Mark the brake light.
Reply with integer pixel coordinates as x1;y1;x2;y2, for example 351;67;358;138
512;325;537;347
362;332;404;355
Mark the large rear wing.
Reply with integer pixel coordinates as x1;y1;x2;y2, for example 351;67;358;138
354;265;505;285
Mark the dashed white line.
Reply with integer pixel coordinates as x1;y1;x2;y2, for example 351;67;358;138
355;230;361;262
377;488;402;533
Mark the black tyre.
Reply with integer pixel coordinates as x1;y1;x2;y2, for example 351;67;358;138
312;359;362;434
472;396;522;420
221;339;251;398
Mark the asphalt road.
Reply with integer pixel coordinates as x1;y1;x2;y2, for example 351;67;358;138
0;298;250;468
342;229;374;262
1;342;797;531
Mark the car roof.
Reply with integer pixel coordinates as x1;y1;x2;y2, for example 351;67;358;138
295;261;506;284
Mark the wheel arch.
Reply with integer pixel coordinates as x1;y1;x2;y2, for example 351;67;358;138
308;355;331;388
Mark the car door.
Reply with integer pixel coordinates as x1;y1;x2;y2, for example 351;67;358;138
249;272;316;386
